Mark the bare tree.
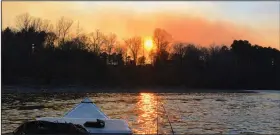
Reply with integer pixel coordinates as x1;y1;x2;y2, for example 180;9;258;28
153;28;172;53
115;43;126;55
56;16;73;44
103;33;118;64
41;19;53;32
138;56;146;66
15;13;32;31
44;32;57;48
173;42;186;57
124;36;142;64
75;21;84;37
172;42;187;65
15;13;53;33
149;50;157;65
73;34;88;50
115;43;129;64
88;29;105;54
104;33;117;55
30;17;43;32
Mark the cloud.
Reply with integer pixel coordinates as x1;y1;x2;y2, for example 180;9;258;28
151;13;261;46
2;1;279;49
86;11;278;48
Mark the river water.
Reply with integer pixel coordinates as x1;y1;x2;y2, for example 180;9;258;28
2;91;280;134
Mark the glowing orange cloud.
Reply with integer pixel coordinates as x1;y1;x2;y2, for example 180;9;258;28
2;2;279;49
90;11;278;48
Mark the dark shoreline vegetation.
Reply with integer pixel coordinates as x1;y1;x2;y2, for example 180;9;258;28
2;85;258;93
2;13;280;92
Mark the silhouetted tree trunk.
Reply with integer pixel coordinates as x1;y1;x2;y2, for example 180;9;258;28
56;16;73;44
124;36;142;65
88;29;105;54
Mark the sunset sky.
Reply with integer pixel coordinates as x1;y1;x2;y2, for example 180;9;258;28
2;1;280;49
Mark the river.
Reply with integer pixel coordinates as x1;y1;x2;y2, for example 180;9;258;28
2;91;280;134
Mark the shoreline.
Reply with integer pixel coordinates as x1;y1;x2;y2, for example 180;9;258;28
1;84;262;94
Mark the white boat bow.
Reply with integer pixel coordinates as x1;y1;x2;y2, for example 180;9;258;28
37;98;132;135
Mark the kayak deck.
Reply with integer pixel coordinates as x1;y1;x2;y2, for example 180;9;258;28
37;117;132;134
64;98;109;119
36;98;132;134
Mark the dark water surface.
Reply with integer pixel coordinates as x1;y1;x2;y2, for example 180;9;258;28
2;91;280;134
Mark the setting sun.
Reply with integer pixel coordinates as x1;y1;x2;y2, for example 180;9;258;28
144;38;154;51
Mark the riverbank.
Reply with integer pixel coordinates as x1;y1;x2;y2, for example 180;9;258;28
1;85;260;93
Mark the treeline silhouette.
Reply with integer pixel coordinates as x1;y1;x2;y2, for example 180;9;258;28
2;13;280;90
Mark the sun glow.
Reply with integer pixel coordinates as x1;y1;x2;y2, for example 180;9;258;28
144;38;154;51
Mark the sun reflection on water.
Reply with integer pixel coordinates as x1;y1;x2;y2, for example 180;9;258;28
2;93;280;134
135;93;158;134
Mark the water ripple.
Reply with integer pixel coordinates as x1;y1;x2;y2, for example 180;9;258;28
2;92;280;134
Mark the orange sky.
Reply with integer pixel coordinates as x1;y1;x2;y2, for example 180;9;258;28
2;1;280;49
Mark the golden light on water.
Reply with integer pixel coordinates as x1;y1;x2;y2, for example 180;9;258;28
136;93;157;134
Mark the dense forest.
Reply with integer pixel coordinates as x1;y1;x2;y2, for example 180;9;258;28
2;13;280;90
